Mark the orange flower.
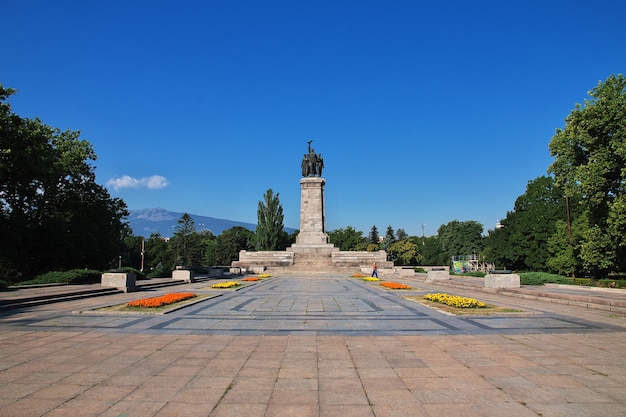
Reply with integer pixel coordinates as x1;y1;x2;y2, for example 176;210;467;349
127;292;196;308
380;282;411;290
242;277;260;281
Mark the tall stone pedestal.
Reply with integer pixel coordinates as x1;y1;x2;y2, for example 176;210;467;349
294;177;330;246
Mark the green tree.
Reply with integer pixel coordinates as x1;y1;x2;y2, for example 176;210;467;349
395;228;409;241
484;176;579;271
415;235;447;266
0;85;128;281
170;213;202;266
144;232;170;276
387;240;422;265
548;74;626;276
437;220;484;262
328;226;365;251
255;188;285;251
383;225;396;248
215;226;254;265
368;225;380;246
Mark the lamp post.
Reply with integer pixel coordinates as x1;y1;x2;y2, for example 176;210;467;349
118;255;122;269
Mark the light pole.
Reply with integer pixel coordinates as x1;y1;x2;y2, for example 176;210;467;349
140;238;145;272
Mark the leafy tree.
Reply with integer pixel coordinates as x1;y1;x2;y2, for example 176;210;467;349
368;225;379;245
395;228;409;241
255;188;285;250
414;235;447;266
437;220;484;262
547;218;586;277
328;226;365;251
383;225;396;248
0;85;128;281
170;213;202;266
215;226;254;265
120;234;144;270
197;230;217;266
548;74;626;276
484;176;580;271
144;232;170;275
387;240;422;265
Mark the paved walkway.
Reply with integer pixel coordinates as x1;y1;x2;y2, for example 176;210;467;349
1;274;625;416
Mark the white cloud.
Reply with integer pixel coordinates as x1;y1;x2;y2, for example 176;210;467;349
106;175;170;191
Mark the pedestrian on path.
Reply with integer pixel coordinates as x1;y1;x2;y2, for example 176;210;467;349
371;262;378;278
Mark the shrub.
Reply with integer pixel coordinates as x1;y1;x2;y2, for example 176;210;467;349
108;267;147;280
0;280;8;291
414;267;427;273
520;272;570;286
17;269;103;286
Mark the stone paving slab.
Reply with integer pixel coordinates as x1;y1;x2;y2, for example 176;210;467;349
0;274;625;416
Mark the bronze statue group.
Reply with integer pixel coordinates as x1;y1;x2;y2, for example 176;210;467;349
302;140;324;177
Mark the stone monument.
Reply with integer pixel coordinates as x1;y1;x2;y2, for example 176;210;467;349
233;140;391;272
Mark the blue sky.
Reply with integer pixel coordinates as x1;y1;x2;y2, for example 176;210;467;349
3;0;625;236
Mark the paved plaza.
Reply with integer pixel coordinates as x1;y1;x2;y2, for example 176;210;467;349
1;273;625;416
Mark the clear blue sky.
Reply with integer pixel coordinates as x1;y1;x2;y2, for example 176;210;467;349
3;0;625;236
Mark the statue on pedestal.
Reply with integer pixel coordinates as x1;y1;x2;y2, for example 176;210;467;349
302;140;324;177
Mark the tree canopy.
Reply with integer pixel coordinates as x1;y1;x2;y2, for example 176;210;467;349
548;74;626;276
255;188;285;251
0;85;128;281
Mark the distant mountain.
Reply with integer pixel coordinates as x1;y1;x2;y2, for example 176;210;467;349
128;208;296;238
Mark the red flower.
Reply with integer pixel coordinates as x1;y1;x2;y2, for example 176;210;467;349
127;292;196;308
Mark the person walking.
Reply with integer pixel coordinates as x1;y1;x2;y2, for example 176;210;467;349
371;262;378;278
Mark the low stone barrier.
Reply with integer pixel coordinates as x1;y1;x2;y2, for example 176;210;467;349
101;272;136;292
485;272;520;288
426;268;449;282
172;269;194;283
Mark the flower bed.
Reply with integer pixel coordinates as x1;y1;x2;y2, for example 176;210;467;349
258;274;271;278
363;277;380;282
126;292;196;308
380;281;411;290
211;281;240;289
424;293;486;308
351;273;365;277
242;277;259;281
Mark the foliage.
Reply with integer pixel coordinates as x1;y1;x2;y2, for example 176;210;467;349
484;176;580;272
328;226;365;251
368;225;379;245
255;188;285;251
387;239;422;265
437;220;484;261
383;225;396;248
450;271;485;278
519;272;570;286
414;267;427;273
395;228;409;241
16;269;103;286
214;226;254;265
548;74;626;277
170;213;203;266
415;236;447;265
0;85;128;282
424;293;486;308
